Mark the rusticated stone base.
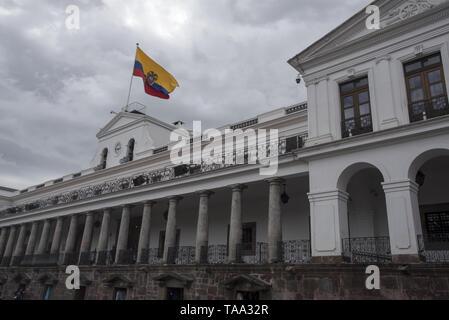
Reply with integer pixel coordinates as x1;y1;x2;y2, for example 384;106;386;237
392;254;420;264
311;256;343;264
0;263;448;300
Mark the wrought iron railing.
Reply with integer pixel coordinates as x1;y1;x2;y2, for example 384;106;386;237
409;96;449;122
281;240;312;263
342;237;391;264
79;251;97;265
418;233;449;263
1;134;308;217
341;115;373;138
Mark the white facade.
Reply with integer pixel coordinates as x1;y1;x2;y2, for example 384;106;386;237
1;0;449;267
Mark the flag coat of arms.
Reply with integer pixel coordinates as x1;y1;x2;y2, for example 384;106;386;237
133;47;179;99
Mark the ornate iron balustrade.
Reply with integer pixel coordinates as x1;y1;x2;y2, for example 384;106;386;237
285;102;308;115
342;237;392;264
341;115;373;138
116;249;137;265
79;251;97;266
418;234;449;263
409;96;449;123
1;134;308;217
280;240;312;263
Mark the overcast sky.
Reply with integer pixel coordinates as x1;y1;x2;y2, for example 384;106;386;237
0;0;372;190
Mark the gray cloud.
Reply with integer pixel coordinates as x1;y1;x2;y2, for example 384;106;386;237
0;0;372;189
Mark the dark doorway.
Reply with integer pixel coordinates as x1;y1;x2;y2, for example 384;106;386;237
73;286;87;300
236;291;259;300
166;287;184;300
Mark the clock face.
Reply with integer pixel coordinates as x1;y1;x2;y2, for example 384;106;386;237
114;142;122;155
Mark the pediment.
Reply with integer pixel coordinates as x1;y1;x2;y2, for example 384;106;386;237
38;273;59;285
103;274;134;288
153;272;194;288
12;272;32;285
222;274;271;291
96;109;176;139
289;0;449;71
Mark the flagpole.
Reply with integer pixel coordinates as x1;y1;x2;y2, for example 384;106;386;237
125;43;139;112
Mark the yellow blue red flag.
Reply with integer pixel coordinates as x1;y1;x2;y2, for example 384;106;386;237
133;47;179;99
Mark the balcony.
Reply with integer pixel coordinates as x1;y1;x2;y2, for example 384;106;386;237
409;96;449;123
0;134;308;217
418;233;449;263
341;115;373;138
342;237;392;264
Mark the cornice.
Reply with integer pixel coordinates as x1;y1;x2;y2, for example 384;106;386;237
292;2;449;74
302;19;449;83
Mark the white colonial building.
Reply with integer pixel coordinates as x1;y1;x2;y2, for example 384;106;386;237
0;0;449;300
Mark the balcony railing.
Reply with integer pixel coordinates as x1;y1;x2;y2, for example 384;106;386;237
341;115;373;138
342;237;392;264
409;96;449;123
418;234;449;263
1;134;308;217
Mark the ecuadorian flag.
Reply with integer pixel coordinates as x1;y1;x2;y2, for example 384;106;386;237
133;47;179;99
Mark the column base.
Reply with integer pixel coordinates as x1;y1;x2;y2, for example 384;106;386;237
311;256;343;264
391;254;420;264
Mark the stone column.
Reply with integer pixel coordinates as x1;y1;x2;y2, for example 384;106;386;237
163;196;182;264
195;191;214;264
63;214;79;264
79;212;95;264
137;201;155;264
0;228;8;260
308;189;349;263
37;219;52;255
267;178;283;263
50;217;64;255
1;226;17;266
382;180;422;263
25;222;38;256
115;205;131;264
228;184;246;263
11;224;27;265
96;208;111;264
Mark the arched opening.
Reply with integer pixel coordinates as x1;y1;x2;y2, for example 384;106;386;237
101;148;108;170
409;149;449;262
127;139;135;162
338;163;391;263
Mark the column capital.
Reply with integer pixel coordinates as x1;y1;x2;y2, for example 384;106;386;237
382;179;419;194
167;196;183;203
85;211;95;217
228;184;247;192
121;204;133;210
197;190;214;197
265;177;285;185
143;200;156;206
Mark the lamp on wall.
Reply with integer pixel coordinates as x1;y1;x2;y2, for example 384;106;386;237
281;184;290;204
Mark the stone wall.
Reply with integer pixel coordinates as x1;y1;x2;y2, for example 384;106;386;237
0;264;448;300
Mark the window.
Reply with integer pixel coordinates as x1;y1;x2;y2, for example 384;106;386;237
166;287;184;300
100;148;108;170
42;285;52;300
425;211;449;236
404;53;449;122
227;222;257;256
236;291;260;300
73;286;87;300
340;77;373;138
113;288;127;300
127;139;135;162
0;284;3;297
